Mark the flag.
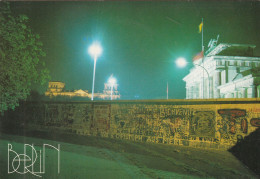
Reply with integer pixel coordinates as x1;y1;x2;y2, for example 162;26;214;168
199;22;203;33
193;51;204;62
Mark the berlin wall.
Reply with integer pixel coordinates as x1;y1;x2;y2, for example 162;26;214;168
12;99;260;150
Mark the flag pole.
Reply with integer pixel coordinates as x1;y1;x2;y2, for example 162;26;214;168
202;18;204;52
202;17;204;99
167;82;168;100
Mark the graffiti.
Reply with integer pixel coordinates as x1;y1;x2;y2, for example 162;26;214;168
190;111;215;137
250;118;260;127
93;105;111;133
110;105;194;141
82;104;93;123
162;117;182;133
218;109;247;135
250;108;260;113
61;104;76;126
218;109;246;117
45;105;59;126
241;119;248;133
161;107;193;117
15;101;260;150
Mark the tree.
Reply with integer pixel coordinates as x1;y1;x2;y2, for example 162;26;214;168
0;2;50;114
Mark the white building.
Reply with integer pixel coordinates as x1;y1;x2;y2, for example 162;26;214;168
102;82;120;100
45;81;120;100
183;42;260;99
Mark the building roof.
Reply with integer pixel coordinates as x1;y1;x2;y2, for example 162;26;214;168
74;89;88;94
232;73;243;81
206;43;256;57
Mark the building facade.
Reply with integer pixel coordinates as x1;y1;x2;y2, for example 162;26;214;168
45;81;120;100
102;82;120;100
183;43;260;99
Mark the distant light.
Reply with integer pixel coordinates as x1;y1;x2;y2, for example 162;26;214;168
175;57;187;68
108;76;116;85
88;42;102;58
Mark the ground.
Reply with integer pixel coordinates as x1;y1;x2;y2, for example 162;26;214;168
0;129;258;179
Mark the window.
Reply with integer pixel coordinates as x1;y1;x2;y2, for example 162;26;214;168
245;62;251;67
229;61;234;66
216;61;222;66
240;61;245;66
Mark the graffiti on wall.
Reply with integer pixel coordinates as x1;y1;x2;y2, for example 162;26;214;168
190;111;215;137
217;109;248;142
250;118;260;127
92;104;111;135
109;105;196;144
45;104;59;126
22;102;260;150
61;104;76;126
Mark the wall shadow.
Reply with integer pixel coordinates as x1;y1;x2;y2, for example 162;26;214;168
228;127;260;176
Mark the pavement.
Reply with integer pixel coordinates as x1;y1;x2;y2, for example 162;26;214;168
0;131;258;179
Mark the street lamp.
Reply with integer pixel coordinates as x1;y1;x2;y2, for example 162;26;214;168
88;42;102;101
175;57;210;99
175;57;187;68
108;76;117;100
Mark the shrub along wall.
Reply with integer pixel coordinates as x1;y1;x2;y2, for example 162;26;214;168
6;99;260;150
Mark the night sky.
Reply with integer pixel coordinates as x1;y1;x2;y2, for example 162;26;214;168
9;1;260;99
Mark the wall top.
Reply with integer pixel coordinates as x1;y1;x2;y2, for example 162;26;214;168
26;98;260;105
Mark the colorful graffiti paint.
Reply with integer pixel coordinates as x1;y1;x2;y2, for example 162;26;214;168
241;119;248;133
17;102;260;150
250;118;260;127
218;109;247;136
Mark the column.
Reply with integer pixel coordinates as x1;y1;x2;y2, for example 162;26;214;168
186;87;189;99
189;86;193;99
187;86;192;99
200;78;204;99
213;70;221;98
235;91;238;98
251;85;256;98
191;86;195;99
195;83;199;99
257;85;260;98
243;88;247;98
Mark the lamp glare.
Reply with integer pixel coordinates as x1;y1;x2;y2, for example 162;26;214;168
176;57;187;68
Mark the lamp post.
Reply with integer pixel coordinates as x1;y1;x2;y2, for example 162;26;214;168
108;76;116;100
194;63;210;98
175;57;210;99
88;42;102;101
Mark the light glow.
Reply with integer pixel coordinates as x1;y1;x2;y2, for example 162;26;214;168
88;42;102;58
175;57;187;68
108;77;116;85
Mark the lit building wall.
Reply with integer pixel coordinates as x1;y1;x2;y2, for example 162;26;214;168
183;43;260;99
102;83;120;100
45;81;120;100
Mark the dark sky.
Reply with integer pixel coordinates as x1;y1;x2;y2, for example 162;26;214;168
9;1;260;99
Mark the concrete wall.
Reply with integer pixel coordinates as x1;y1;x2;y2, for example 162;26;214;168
17;99;260;150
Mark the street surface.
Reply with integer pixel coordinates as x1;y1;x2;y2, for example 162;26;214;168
0;131;257;179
